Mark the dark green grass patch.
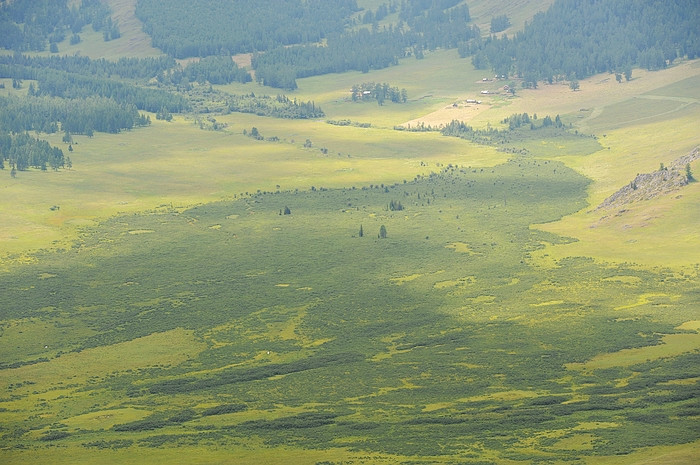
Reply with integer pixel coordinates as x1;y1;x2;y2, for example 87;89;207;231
200;404;247;416
0;157;698;461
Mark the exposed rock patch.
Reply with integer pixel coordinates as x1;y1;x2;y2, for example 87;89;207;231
596;147;698;211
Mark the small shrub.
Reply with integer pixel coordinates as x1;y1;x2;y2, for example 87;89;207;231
40;430;69;441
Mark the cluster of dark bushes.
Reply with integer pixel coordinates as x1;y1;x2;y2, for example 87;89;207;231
147;352;362;394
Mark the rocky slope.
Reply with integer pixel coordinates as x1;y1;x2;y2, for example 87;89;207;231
596;147;698;211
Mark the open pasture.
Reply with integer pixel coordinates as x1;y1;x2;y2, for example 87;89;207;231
2;2;699;461
5;44;698;267
221;48;487;129
532;112;700;268
401;59;700;131
1;158;698;464
0;111;505;261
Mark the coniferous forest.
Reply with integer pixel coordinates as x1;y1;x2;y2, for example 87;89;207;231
470;0;700;84
0;0;696;139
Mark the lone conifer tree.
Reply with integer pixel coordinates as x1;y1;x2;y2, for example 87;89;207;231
379;225;387;239
359;224;363;237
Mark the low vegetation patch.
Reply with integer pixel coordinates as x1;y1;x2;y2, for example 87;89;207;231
0;161;697;461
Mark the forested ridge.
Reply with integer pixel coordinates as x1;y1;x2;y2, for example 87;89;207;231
0;0;115;52
4;0;695;91
0;94;149;135
0;54;177;80
132;0;478;89
470;0;700;84
253;1;478;89
1;0;698;175
135;0;359;58
0;64;189;113
133;0;697;89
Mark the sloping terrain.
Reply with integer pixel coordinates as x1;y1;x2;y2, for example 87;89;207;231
1;161;698;464
0;1;698;464
597;148;698;211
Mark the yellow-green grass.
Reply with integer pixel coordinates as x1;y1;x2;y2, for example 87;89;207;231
5;40;700;273
0;328;205;392
0;78;35;97
643;74;700;98
566;322;700;372
272;55;700;269
0;316;95;363
492;61;700;268
3;49;512;263
404;59;700;130
0;114;506;262
0;153;695;463
62;408;151;431
221;48;488;128
582;440;700;465
2;7;699;465
532;114;700;268
216;111;506;166
0;445;421;465
580;96;697;133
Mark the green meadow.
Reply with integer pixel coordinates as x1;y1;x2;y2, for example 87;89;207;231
1;3;699;463
2;159;698;464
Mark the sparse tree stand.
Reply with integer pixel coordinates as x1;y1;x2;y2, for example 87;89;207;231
378;225;387;239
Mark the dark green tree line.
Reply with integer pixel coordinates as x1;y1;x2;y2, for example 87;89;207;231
471;0;700;83
0;132;65;172
225;93;323;119
440;113;567;146
0;54;177;81
0;0;113;52
254;1;477;88
135;0;358;58
490;15;511;33
0;64;189;113
134;0;477;89
179;56;251;85
351;82;407;104
0;94;149;135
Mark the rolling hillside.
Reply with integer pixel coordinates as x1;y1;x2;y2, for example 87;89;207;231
0;1;698;464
